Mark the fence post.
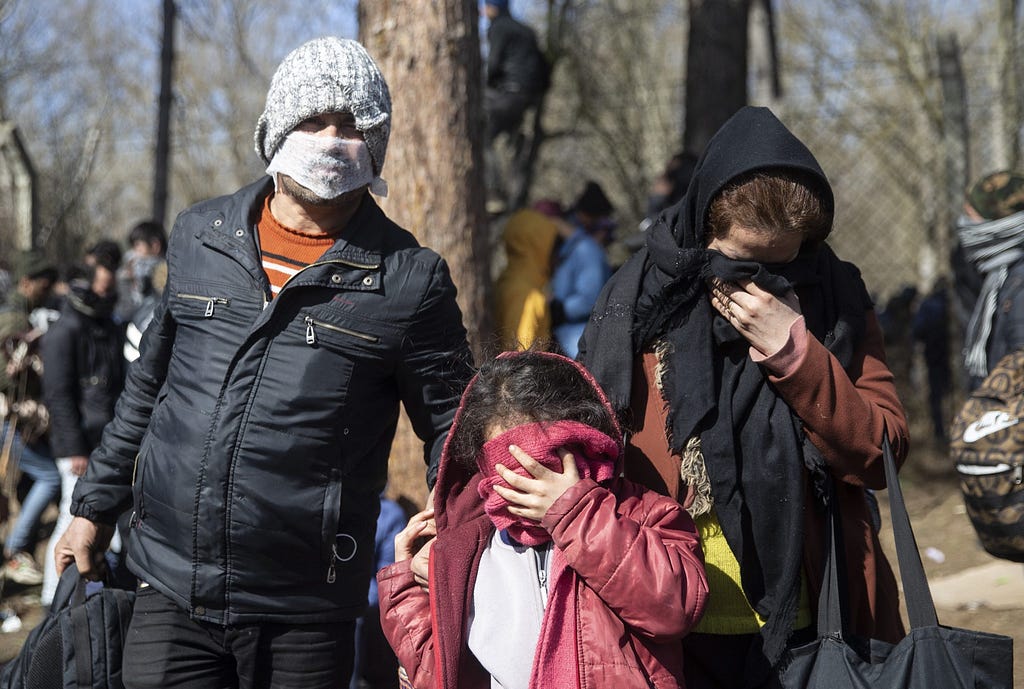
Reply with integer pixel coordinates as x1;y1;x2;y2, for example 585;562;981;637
937;32;971;394
0;122;38;251
152;0;176;228
937;32;969;265
989;0;1020;171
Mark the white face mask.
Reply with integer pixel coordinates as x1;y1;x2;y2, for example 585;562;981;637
266;130;387;200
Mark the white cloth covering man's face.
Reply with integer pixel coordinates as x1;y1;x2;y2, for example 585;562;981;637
267;113;380;203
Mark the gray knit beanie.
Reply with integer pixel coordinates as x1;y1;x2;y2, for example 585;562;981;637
254;37;392;176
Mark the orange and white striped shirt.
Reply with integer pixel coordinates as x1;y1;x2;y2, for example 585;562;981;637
257;196;338;297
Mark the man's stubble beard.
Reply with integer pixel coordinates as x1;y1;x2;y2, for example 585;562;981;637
278;174;362;208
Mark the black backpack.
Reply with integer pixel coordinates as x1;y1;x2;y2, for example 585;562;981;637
0;564;135;689
948;349;1024;562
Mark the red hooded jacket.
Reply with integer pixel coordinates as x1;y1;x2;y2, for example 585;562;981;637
378;357;708;689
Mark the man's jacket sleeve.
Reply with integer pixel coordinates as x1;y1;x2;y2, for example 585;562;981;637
397;256;473;489
71;287;177;524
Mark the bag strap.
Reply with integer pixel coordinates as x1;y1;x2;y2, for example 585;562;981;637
816;426;938;636
50;563;88;614
69;604;94;687
880;430;938;628
816;479;844;636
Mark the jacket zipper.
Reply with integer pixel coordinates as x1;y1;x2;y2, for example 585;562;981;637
327;533;358;583
304;316;379;344
129;452;143;526
177;293;230;317
279;257;381;294
534;545;550;606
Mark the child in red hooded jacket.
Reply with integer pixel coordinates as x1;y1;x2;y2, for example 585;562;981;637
378;350;708;689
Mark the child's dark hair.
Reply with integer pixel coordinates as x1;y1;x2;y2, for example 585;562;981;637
447;351;618;471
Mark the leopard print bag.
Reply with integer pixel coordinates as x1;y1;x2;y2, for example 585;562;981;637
949;349;1024;562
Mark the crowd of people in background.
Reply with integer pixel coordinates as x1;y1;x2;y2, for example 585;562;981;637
0;223;168;600
0;4;1021;687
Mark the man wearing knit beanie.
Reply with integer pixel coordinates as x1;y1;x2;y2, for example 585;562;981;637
56;36;473;688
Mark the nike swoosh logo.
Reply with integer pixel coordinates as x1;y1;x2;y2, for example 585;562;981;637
962;410;1020;443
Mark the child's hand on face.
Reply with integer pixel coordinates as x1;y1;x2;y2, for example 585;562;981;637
395;508;436;589
493;446;581;523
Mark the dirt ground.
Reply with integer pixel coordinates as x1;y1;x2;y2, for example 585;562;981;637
0;433;1018;685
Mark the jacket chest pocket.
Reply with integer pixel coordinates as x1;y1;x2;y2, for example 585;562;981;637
303;315;380;347
296;308;398;364
175;292;231;319
170;288;255;327
168;286;254;335
168;288;257;393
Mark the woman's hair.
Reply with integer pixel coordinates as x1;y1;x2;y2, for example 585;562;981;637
447;351;618;471
705;169;833;246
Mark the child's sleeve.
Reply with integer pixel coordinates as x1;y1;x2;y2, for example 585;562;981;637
541;478;708;641
377;559;436;689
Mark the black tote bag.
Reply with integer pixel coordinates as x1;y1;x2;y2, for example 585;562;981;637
777;432;1014;689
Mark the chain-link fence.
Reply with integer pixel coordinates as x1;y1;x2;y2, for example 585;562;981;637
775;37;1018;452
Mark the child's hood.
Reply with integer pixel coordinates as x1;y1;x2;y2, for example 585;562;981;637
432;351;624;533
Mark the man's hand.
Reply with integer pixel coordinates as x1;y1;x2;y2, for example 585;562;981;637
68;455;89;476
54;516;115;581
493;445;580;523
394;508;436;589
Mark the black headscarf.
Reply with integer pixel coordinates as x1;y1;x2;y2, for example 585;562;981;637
579;107;873;681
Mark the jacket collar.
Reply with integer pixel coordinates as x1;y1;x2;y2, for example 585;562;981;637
195;178;388;286
194;178;274;288
315;191;385;267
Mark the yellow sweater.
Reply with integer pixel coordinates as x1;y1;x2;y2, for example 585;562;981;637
694;508;811;634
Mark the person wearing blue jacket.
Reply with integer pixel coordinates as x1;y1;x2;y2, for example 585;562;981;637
550;182;613;358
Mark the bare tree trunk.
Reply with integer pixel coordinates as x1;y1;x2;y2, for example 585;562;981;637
938;33;970;232
152;0;176;227
998;0;1020;170
938;32;971;394
358;0;489;505
0;123;37;251
990;0;1019;170
683;0;752;156
748;0;781;108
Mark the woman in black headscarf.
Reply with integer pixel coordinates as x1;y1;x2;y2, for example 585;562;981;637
578;107;908;688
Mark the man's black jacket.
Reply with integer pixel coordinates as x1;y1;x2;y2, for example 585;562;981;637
71;179;473;625
42;296;125;458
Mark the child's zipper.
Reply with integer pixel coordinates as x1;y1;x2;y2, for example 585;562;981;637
534;544;550;606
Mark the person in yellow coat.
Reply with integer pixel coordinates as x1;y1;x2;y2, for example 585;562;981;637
494;207;562;350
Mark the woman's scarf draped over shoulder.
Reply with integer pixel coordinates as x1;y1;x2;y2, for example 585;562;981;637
578;106;873;680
